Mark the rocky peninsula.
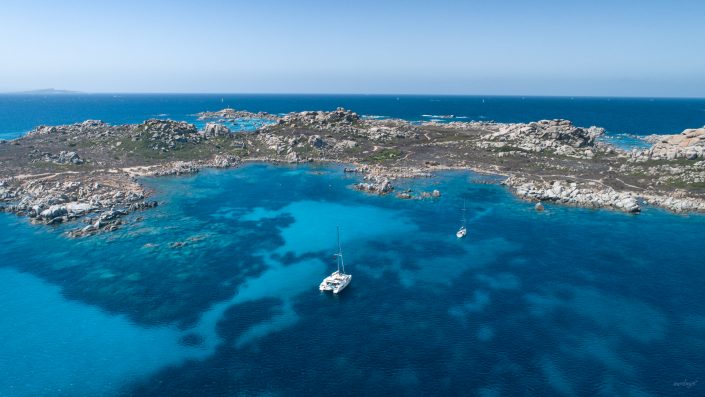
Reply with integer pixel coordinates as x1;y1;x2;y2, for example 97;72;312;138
1;108;704;237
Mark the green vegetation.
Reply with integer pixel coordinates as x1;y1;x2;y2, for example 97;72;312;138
365;148;403;163
625;170;649;179
113;135;240;163
492;145;529;153
639;158;696;167
29;161;86;172
664;179;705;190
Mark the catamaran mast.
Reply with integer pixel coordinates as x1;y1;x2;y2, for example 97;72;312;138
337;226;345;274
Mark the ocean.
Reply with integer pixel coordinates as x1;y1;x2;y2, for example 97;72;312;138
1;95;705;396
2;94;705;140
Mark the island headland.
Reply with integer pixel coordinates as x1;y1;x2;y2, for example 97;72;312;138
1;108;704;237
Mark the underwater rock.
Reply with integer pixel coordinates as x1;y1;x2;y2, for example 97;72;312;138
179;333;205;347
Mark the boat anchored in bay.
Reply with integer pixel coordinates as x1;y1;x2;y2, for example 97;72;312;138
319;226;352;294
456;201;467;238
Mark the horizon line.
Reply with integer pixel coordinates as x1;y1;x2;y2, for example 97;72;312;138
2;90;705;100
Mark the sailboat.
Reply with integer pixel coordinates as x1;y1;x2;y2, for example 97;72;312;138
456;201;467;238
319;226;352;294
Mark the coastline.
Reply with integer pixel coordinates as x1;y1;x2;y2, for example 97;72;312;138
1;108;704;238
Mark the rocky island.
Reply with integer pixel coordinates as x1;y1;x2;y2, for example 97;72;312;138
1;108;704;237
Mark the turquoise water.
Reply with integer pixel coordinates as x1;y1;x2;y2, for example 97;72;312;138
2;164;705;396
2;94;705;142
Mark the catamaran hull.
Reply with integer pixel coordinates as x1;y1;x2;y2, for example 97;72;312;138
333;276;351;294
319;272;352;294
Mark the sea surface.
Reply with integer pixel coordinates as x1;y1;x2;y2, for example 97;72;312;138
1;164;705;396
2;95;705;396
2;94;705;145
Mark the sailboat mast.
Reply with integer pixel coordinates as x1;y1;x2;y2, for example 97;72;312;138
337;226;345;274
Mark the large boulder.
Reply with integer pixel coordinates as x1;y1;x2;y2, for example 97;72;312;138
308;135;325;148
65;202;93;215
58;151;83;164
41;151;84;165
204;123;231;137
39;204;67;219
211;154;239;168
355;178;393;195
647;127;705;160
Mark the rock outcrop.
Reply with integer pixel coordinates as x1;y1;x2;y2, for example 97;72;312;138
641;191;705;212
505;177;640;213
1;151;242;237
255;132;339;161
47;151;84;164
278;108;360;129
28;120;112;138
211;154;239;168
28;118;235;153
481;120;604;156
363;123;419;141
634;127;705;161
132;155;241;177
0;175;155;234
197;108;278;121
203;123;231;137
354;177;393;195
137;119;201;149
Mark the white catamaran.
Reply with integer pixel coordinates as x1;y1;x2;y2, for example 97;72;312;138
319;226;352;294
456;201;467;238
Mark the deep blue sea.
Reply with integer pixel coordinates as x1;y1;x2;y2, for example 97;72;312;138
2;95;705;396
2;94;705;143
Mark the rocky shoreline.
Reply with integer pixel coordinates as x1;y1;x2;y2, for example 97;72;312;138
1;108;704;238
503;176;641;213
0;154;242;237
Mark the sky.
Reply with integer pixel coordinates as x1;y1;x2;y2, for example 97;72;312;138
1;0;704;97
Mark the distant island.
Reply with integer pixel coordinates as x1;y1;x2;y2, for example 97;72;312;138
0;107;704;237
7;88;81;95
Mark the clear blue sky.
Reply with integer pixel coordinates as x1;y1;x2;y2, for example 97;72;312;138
1;0;704;97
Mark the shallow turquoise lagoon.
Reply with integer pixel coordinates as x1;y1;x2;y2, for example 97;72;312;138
1;164;704;396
